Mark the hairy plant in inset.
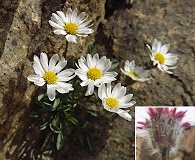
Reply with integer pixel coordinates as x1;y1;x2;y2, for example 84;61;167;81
136;107;195;159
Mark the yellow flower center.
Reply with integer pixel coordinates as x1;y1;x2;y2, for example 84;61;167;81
155;53;165;64
64;22;78;35
129;71;140;78
87;67;102;81
43;71;58;84
106;97;119;109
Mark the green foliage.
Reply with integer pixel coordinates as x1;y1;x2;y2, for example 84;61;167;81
30;45;110;154
87;45;94;54
42;150;52;156
31;77;99;153
110;59;119;71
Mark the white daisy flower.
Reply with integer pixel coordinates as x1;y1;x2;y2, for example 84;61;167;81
121;60;151;82
98;83;136;121
136;107;195;155
75;53;118;95
49;8;94;43
27;52;75;101
146;39;179;74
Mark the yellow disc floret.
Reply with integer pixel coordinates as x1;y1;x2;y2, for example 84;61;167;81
43;71;58;84
87;67;102;81
155;53;165;64
64;22;78;35
106;97;119;109
129;71;140;78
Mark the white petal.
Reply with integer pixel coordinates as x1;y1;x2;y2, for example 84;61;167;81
160;44;170;54
123;60;129;71
119;94;133;104
77;28;94;34
34;78;45;86
112;83;126;98
57;69;75;77
106;83;112;97
92;53;99;66
71;8;78;22
56;11;67;22
51;13;64;26
56;82;73;93
40;52;49;71
27;75;41;82
119;101;136;108
54;58;67;73
86;54;94;68
87;81;95;95
47;85;56;101
58;74;75;82
66;8;72;22
151;39;158;51
66;34;77;43
33;55;45;76
78;20;92;28
48;20;64;29
75;12;85;22
49;54;59;71
76;34;88;37
77;58;88;71
80;80;89;87
75;69;87;80
54;29;67;35
98;84;107;100
146;44;152;53
98;58;111;72
117;109;132;121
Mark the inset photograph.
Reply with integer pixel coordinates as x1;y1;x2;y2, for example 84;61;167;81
135;107;195;160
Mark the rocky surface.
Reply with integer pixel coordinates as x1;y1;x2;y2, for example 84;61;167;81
0;0;195;160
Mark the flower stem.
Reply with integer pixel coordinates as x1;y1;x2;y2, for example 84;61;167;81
63;41;69;59
161;146;170;160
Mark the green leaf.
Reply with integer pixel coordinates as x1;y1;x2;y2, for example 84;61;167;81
85;110;98;117
64;112;78;125
56;132;64;151
78;133;85;146
40;121;49;130
43;102;52;107
49;123;61;133
52;98;60;109
93;90;98;99
69;117;78;125
57;105;72;112
86;133;94;152
110;59;119;71
30;111;38;118
42;150;52;156
37;93;45;102
87;45;93;54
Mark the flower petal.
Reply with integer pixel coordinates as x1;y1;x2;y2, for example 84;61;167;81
53;58;67;73
117;109;132;121
33;55;45;76
40;52;49;71
54;29;67;35
66;34;77;43
49;54;59;71
47;85;57;101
